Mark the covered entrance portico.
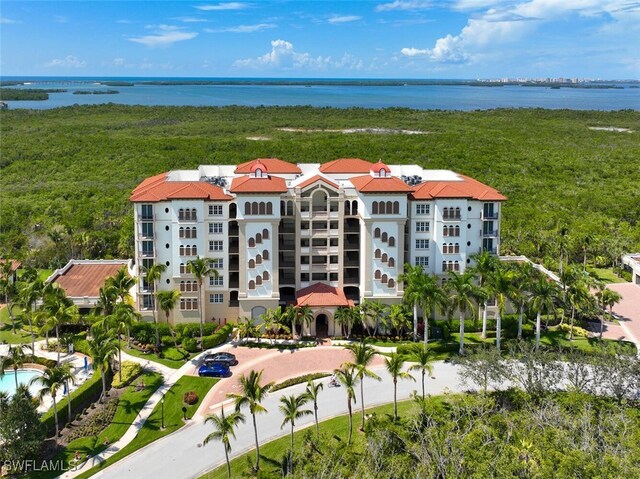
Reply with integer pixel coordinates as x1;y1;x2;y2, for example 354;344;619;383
295;283;354;337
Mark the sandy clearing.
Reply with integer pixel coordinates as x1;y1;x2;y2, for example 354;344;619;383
278;127;429;135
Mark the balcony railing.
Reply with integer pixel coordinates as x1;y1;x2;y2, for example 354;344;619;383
442;214;461;220
178;214;197;222
483;212;499;220
482;229;498;237
140;250;155;258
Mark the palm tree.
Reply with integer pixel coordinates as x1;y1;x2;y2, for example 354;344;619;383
144;263;167;347
279;393;312;473
94;284;118;319
334;366;358;445
508;261;537;340
595;285;622;340
0;259;18;334
30;366;66;441
112;303;139;383
18;279;44;354
294;305;314;338
566;278;590;340
530;277;559;349
59;363;76;423
469;251;500;338
226;369;273;471
305;378;323;436
388;304;411;337
203;407;246;479
106;266;136;303
334;306;353;337
385;353;415;420
237;316;259;340
419;274;448;347
187;257;218;350
409;347;436;400
87;332;117;402
1;344;28;390
41;286;77;365
399;263;426;342
360;300;387;337
486;266;514;351
446;271;482;355
344;341;380;431
156;289;181;345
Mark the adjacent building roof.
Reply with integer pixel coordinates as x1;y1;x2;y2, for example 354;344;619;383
411;174;507;201
234;158;302;174
297;174;339;190
47;260;130;299
0;259;22;273
296;283;353;307
319;158;374;174
131;173;233;202
350;175;414;193
230;175;288;194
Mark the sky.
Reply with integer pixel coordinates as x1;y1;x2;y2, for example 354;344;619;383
1;1;638;79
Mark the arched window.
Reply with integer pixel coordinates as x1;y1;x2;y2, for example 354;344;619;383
381;253;388;263
179;245;185;255
454;225;460;236
179;208;184;218
287;201;293;216
280;201;286;215
372;201;378;214
454;261;460;271
262;228;269;240
388;257;395;268
255;168;263;177
192;245;197;255
443;226;449;237
374;228;381;238
263;249;269;260
375;270;381;279
256;276;262;286
393;201;400;214
345;201;351;215
249;280;255;290
263;271;270;281
388;236;395;247
267;203;273;215
180;281;185;292
381;274;388;284
251;202;258;215
256;233;262;244
352;201;358;214
248;259;255;268
192;282;198;292
386;201;393;213
259;202;266;215
245;203;251;215
248;238;255;248
375;249;381;259
442;261;447;271
388;278;395;288
180;263;186;274
379;202;386;214
381;232;388;242
191;209;197;219
256;254;262;264
455;243;460;253
229;203;237;218
179;227;185;238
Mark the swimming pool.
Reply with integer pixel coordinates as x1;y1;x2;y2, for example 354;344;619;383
0;369;44;397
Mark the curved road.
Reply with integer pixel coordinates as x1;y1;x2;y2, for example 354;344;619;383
89;359;462;479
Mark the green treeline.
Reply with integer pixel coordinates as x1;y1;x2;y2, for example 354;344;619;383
0;88;67;101
0;105;638;268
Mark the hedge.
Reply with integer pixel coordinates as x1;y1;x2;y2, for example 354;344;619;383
40;367;113;437
201;323;234;350
175;323;220;339
271;372;329;392
112;361;142;389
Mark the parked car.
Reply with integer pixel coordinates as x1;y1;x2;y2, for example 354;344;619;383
203;352;238;366
198;362;231;378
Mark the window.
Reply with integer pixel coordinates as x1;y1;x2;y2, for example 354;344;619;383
209;258;223;269
415;239;430;249
443;225;460;237
142;294;154;310
388;257;395;267
263;250;269;261
483;203;496;219
209;205;223;216
209;240;223;251
372;202;378;215
209;276;224;287
180;281;198;292
256;233;262;244
262;229;269;239
388;278;395;288
141;222;154;238
209;294;224;304
416;204;430;215
180;263;187;274
261;271;269;281
256;254;262;264
300;273;310;282
375;270;381;279
393;202;400;214
180;298;198;311
388;237;395;247
248;280;256;290
142;241;154;257
381;274;388;284
141;204;153;220
415;256;429;267
256;276;263;286
416;221;430;232
375;249;381;259
248;238;255;248
209;223;223;234
381;232;388;242
374;228;381;238
248;259;255;268
381;253;388;263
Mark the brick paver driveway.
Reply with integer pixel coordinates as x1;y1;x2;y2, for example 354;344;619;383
192;343;386;416
606;283;640;349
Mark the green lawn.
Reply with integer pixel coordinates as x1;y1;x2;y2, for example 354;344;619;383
28;371;163;479
199;398;420;479
587;267;628;284
0;306;42;345
124;346;196;369
73;375;218;479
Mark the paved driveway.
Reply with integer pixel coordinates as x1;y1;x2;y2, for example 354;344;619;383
606;283;640;349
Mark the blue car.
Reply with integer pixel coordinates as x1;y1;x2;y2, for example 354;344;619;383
198;362;231;378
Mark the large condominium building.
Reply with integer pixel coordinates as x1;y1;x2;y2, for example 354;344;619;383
130;158;505;335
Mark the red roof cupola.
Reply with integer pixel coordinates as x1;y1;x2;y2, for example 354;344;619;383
250;159;268;178
371;159;391;177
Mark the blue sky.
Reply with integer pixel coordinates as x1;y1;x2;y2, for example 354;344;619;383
1;1;638;78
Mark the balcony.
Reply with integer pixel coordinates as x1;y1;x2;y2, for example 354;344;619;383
481;247;498;254
140;250;155;258
442;214;462;221
178;214;197;222
483;212;499;220
482;229;498;238
140;214;154;221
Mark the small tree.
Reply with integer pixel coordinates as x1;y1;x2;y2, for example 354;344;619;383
456;346;505;395
87;332;117;403
30;366;67;441
305;378;323;437
203;407;245;479
1;344;29;390
507;342;562;398
187;257;218;350
144;263;167;347
409;347;436;400
343;341;380;431
334;366;358;446
385;353;415;420
279;393;312;474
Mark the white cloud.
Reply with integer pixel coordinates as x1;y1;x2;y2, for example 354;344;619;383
195;2;249;11
129;25;198;47
233;39;363;71
206;23;276;33
53;15;68;24
375;0;431;12
0;17;20;24
116;19;133;24
175;16;208;23
113;58;126;66
45;55;86;68
328;15;362;24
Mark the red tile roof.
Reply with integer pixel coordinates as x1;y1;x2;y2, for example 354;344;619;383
296;283;353;307
230;175;288;194
319;158;373;174
130;173;233;202
297;175;339;190
234;158;301;174
411;174;506;201
370;160;390;174
50;262;128;298
0;259;21;273
350;175;414;193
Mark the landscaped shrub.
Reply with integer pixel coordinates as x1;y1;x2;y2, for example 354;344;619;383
161;335;176;347
175;323;219;339
111;361;142;389
162;347;190;361
201;323;234;350
65;398;119;442
181;337;197;353
183;391;199;405
557;323;591;338
130;322;171;343
271;373;329;392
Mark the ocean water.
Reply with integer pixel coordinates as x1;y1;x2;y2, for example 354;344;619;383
1;77;638;111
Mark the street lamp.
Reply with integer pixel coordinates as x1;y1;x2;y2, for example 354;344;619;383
161;397;165;430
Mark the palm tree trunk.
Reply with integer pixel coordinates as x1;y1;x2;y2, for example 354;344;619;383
14;366;19;390
423;313;429;347
481;303;488;339
347;401;353;446
27;313;35;356
7;295;16;334
517;305;524;340
496;312;501;351
599;305;605;340
413;302;418;342
153;307;160;348
290;423;295;472
421;370;425;400
459;311;465;355
199;281;205;351
118;336;122;383
360;379;365;431
393;378;398;420
56;325;61;365
67;380;72;423
314;403;319;436
252;413;260;470
569;307;575;341
225;447;231;479
535;311;541;350
101;369;107;403
53;394;59;442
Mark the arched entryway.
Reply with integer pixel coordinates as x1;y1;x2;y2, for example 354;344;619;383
315;314;329;338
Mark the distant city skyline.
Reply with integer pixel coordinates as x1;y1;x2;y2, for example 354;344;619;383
1;1;638;79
